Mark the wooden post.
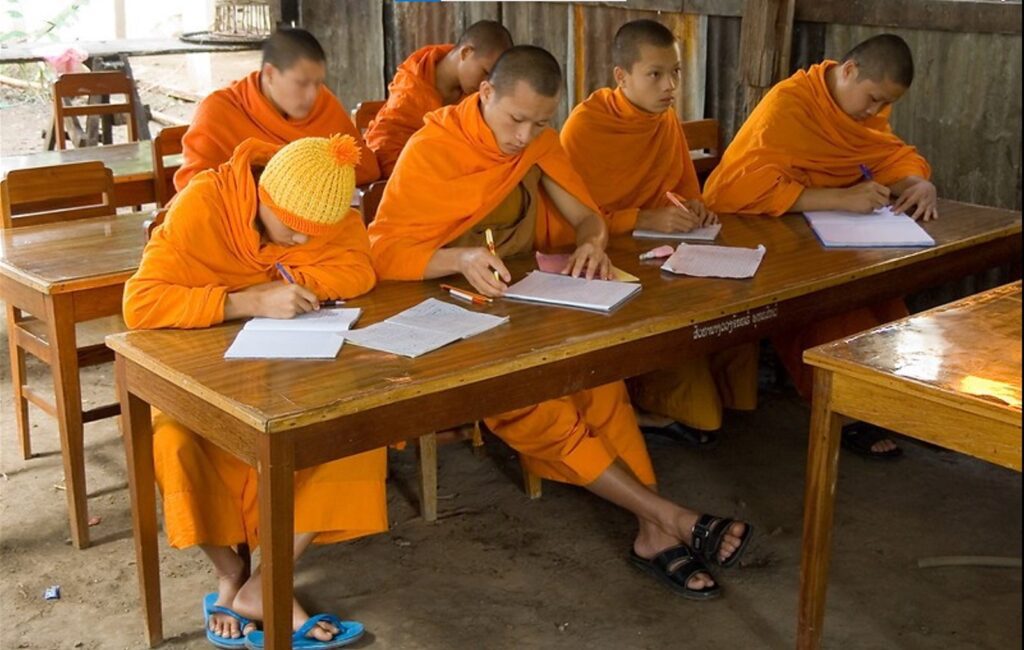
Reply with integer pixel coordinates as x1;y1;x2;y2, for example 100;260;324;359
738;0;795;117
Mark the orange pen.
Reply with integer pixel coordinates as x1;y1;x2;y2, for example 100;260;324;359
440;283;493;305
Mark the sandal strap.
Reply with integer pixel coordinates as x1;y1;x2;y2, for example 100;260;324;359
651;544;713;589
692;513;732;557
295;613;346;639
207;604;252;628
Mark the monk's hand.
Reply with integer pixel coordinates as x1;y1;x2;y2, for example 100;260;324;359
891;179;938;222
636;206;701;233
685;199;719;227
564;241;611;280
843;181;891;213
457;247;510;298
241;282;319;319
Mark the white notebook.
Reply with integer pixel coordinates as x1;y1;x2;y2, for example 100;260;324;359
661;243;766;279
345;298;509;358
804;207;935;247
633;224;721;242
503;271;641;313
224;308;361;360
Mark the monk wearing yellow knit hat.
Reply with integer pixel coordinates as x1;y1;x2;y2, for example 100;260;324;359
124;134;382;649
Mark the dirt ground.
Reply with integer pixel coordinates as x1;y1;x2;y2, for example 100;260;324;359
1;51;1021;650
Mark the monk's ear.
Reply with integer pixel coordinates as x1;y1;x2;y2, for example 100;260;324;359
479;79;495;103
840;59;859;83
459;45;476;63
262;62;279;83
612;65;628;88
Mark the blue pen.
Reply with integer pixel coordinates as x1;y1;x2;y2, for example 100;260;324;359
275;261;296;284
858;164;874;181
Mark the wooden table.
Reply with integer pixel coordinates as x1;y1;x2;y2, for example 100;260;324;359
796;281;1022;649
107;199;1021;649
0;211;149;549
0;141;180;208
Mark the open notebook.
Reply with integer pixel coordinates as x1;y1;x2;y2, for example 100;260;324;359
345;298;509;358
504;271;641;313
633;224;721;242
804;206;935;247
224;308;362;359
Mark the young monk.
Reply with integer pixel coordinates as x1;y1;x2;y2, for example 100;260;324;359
368;45;752;600
703;34;935;457
124;135;384;649
561;19;758;448
365;19;513;177
175;27;378;191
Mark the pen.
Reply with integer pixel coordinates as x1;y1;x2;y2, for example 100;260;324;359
440;283;493;304
665;191;690;212
319;299;345;308
858;164;874;181
484;228;501;282
275;262;296;284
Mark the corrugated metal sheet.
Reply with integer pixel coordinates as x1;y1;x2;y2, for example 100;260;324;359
304;1;385;113
502;2;573;126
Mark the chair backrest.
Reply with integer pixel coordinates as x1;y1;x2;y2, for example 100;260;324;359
152;124;188;207
681;118;722;176
52;71;139;150
357;180;388;225
352;100;385;133
1;161;116;229
145;207;168;240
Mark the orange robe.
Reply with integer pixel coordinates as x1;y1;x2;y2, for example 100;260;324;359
703;61;926;397
175;70;379;191
125;138;386;549
561;87;757;430
368;95;655;486
365;44;454;177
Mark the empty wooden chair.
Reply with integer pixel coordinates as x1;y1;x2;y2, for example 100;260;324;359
681;118;723;179
0;161;120;463
356;180;388;225
151;125;188;207
351;100;385;134
52;70;139;150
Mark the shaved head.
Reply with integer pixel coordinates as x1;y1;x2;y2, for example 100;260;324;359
457;20;514;57
613;19;675;71
841;33;914;88
489;45;562;98
261;28;326;71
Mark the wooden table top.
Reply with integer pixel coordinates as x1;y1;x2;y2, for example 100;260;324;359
105;199;1022;433
0;211;149;294
806;281;1022;424
0;37;260;64
0;141;181;183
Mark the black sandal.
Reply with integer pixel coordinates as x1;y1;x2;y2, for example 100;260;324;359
841;422;902;460
629;544;721;601
691;514;753;568
639;422;719;449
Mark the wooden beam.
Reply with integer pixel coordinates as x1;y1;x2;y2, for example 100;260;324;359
737;0;795;117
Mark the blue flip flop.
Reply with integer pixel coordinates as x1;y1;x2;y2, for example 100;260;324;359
203;592;255;649
245;614;364;650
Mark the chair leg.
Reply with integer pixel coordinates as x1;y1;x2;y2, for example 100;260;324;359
5;306;32;459
417;433;438;522
521;457;543;500
470;420;486;457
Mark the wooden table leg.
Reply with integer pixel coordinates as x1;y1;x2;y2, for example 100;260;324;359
44;294;89;548
417;433;438;522
797;368;844;650
116;357;163;647
259;435;295;650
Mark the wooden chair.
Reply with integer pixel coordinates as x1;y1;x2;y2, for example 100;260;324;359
681;118;723;180
356;180;388;225
52;71;139;150
1;162;120;461
144;207;168;240
351;100;385;133
151;125;188;207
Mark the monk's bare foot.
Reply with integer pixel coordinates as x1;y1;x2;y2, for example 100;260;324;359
209;552;256;641
232;576;341;642
634;523;715;590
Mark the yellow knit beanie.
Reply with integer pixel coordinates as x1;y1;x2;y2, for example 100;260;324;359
257;134;361;236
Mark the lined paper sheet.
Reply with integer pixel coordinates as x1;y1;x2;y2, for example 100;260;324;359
804;206;935;247
345;298;509;358
504;271;641;313
243;308;361;333
633;224;722;242
661;243;766;279
225;330;345;359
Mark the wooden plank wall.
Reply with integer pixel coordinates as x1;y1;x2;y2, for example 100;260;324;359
303;0;1022;210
